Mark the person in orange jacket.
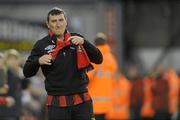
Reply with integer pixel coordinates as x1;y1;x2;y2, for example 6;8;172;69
177;72;180;120
141;76;155;120
163;68;179;118
88;33;118;120
106;72;131;120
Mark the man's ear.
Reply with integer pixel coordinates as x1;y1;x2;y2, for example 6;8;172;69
46;21;49;28
65;20;68;28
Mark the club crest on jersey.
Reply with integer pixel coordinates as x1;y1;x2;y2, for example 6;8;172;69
45;45;56;53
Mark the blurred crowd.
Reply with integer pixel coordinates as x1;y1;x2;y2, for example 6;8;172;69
0;49;46;120
87;33;180;120
0;33;180;120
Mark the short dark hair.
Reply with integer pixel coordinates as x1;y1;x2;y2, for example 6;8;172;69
47;7;66;22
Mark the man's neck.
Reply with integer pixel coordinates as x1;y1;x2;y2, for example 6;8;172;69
57;35;64;41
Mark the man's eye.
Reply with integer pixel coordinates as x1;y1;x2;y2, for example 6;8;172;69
51;20;56;22
59;19;64;22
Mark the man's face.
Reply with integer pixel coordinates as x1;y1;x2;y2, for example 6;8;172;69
47;14;67;36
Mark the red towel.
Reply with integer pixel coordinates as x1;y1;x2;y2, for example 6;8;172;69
49;31;92;70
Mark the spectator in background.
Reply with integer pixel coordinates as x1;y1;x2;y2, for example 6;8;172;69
0;52;15;107
88;33;118;120
21;78;40;120
0;49;23;120
152;67;180;120
28;70;47;120
106;72;131;120
140;76;154;120
23;7;103;120
164;68;179;119
177;72;180;120
150;67;170;120
0;52;8;94
128;65;144;120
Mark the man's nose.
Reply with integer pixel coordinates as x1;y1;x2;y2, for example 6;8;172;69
56;21;62;27
56;24;61;28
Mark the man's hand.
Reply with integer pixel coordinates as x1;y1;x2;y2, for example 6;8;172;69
6;96;15;107
39;54;52;65
67;36;84;45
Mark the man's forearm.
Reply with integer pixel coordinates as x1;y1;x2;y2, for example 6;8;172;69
83;40;103;64
23;57;40;78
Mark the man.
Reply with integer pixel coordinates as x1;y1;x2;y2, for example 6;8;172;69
88;33;118;120
23;7;103;120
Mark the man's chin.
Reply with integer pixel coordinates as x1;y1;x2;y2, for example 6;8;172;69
54;33;63;36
